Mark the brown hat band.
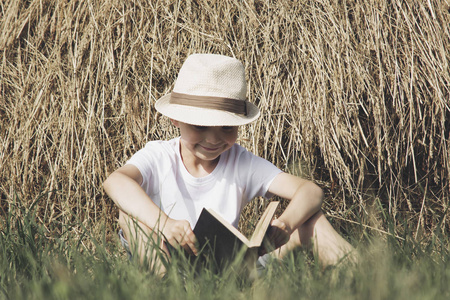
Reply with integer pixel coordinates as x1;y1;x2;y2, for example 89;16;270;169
170;92;248;116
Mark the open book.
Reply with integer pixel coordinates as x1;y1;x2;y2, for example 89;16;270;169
193;201;279;270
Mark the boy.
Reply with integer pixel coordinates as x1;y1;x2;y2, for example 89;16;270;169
103;54;354;275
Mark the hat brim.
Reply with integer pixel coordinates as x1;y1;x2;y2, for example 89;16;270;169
155;94;260;126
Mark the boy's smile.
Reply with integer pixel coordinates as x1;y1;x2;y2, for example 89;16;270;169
171;120;238;176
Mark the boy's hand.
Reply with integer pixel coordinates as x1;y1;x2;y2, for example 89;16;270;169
259;219;291;256
162;218;198;256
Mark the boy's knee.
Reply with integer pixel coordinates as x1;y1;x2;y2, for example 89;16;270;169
118;210;126;225
282;211;328;251
118;210;134;238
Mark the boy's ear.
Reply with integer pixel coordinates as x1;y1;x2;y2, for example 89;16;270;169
170;119;180;127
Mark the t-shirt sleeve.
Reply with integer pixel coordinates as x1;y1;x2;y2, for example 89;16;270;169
237;148;283;201
125;141;163;195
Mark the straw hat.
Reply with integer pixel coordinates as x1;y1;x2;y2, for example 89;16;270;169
155;54;260;126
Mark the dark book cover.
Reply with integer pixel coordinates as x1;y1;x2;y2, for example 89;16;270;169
193;201;279;270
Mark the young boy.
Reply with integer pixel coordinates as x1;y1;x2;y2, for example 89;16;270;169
103;53;354;275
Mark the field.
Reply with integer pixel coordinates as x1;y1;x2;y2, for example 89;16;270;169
1;0;449;299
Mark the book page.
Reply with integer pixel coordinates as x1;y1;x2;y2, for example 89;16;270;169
248;201;279;248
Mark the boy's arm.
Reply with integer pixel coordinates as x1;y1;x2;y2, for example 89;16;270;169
103;164;198;255
265;172;323;249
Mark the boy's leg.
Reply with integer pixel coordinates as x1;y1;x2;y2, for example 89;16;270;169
273;210;356;267
118;210;169;276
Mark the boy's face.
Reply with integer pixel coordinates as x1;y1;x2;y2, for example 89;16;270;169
171;120;238;162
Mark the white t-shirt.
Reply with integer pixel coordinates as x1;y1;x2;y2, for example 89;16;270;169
126;137;282;228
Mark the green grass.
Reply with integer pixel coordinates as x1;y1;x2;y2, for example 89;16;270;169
1;200;448;300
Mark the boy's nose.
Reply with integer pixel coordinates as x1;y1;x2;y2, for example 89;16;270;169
204;129;222;144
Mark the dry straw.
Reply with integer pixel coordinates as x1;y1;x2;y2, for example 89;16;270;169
1;0;449;240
